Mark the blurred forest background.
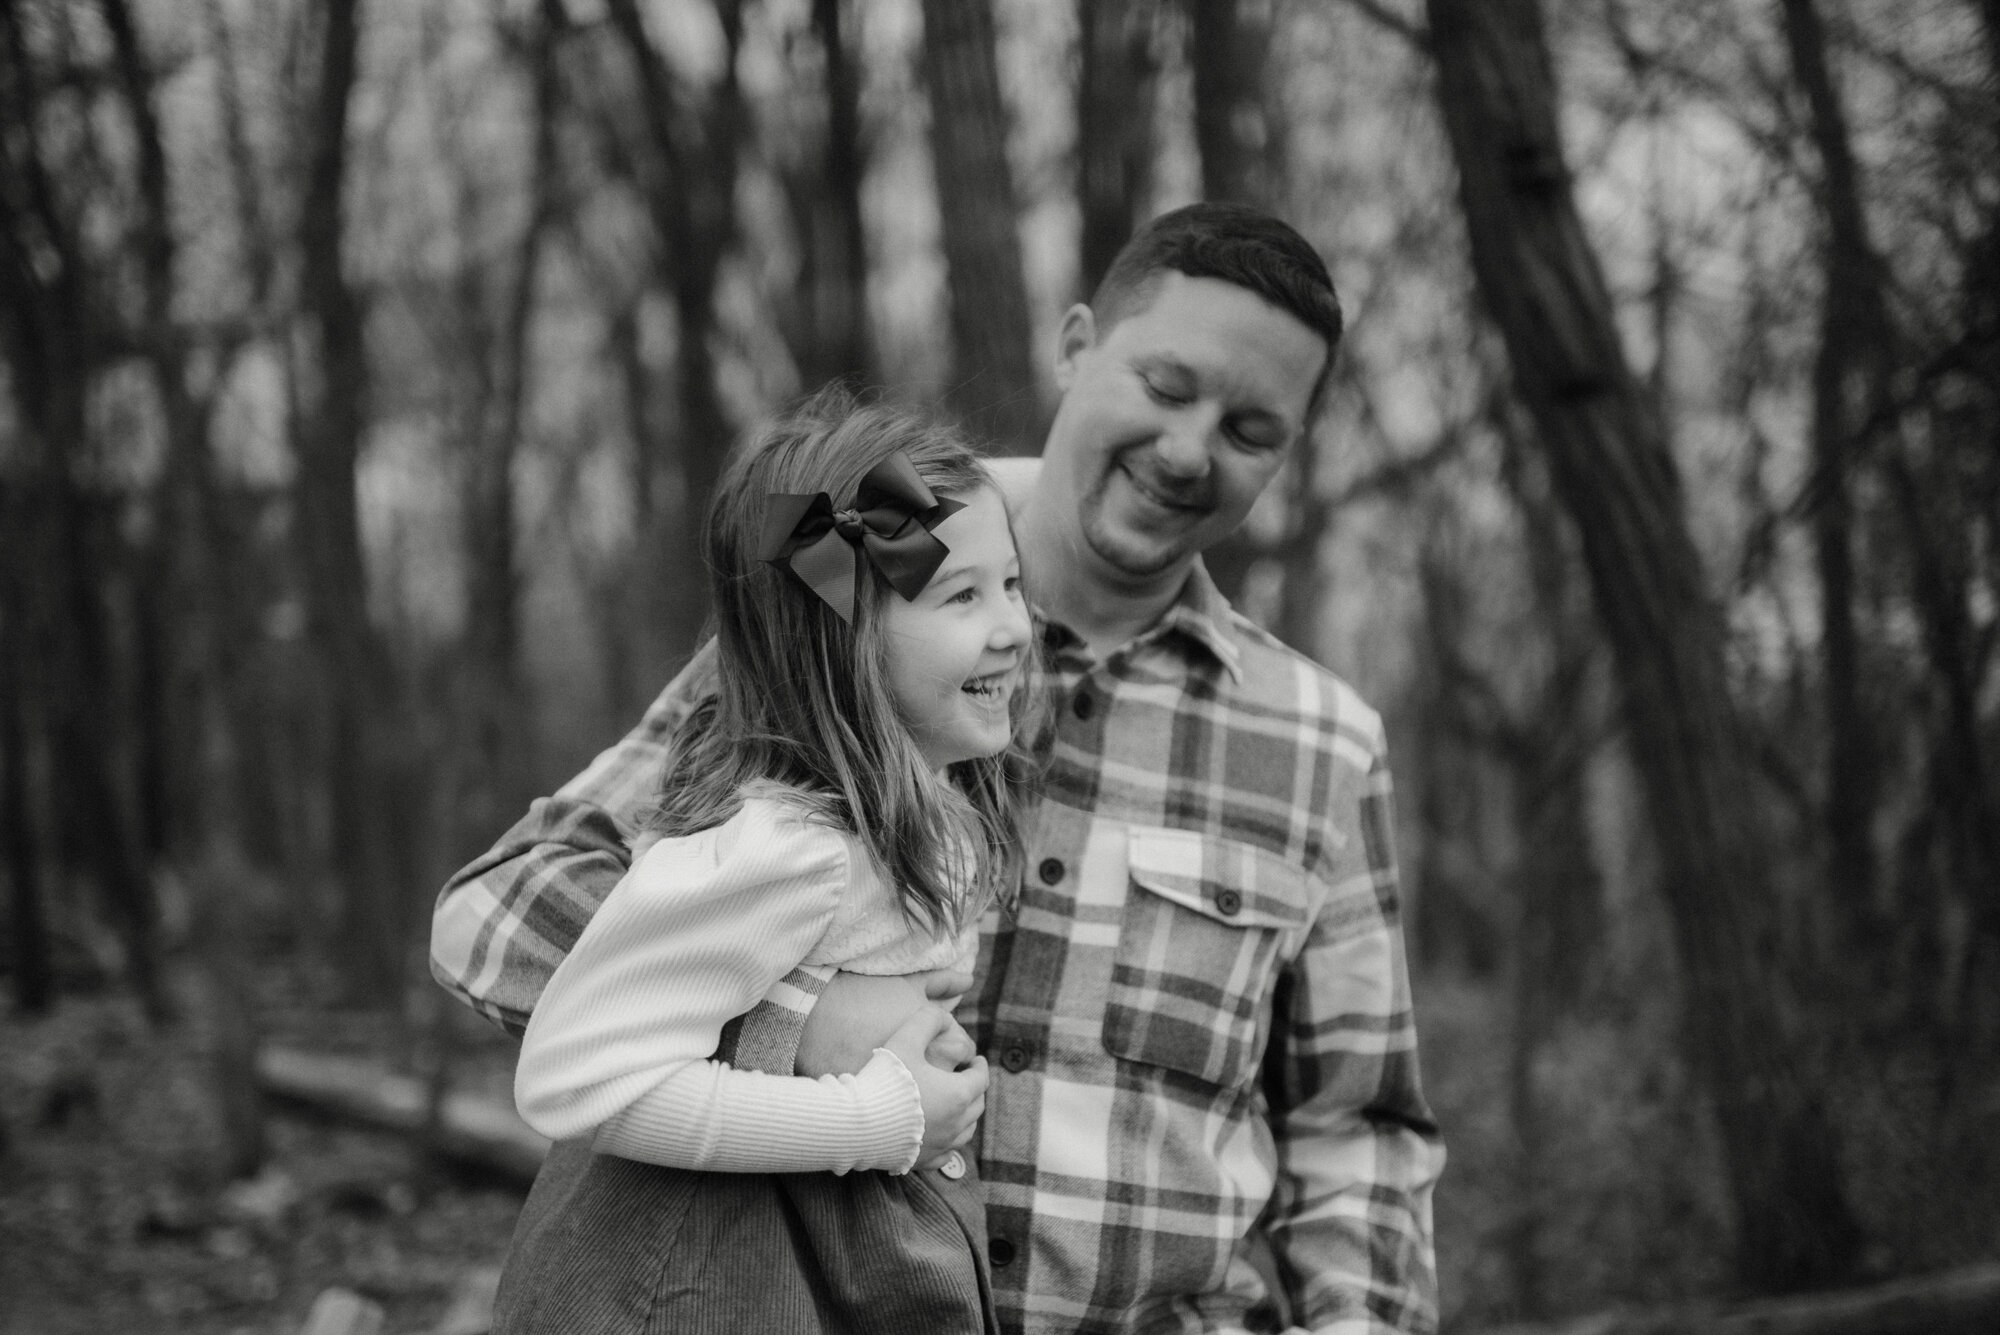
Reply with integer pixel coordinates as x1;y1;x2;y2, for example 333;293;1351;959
2;0;1998;1331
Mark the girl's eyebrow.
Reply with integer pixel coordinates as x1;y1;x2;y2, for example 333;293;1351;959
928;552;1016;586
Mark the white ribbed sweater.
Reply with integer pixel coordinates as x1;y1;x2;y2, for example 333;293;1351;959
514;794;975;1174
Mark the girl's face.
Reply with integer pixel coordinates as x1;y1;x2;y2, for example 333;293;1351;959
879;486;1032;771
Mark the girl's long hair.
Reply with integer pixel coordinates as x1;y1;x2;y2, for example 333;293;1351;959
644;387;1040;934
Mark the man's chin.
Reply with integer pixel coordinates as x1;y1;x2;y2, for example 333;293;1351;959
1081;521;1196;582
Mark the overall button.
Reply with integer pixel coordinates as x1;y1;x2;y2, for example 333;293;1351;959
988;1236;1016;1267
937;1151;966;1180
1038;857;1065;885
1071;692;1095;720
999;1044;1032;1073
1214;888;1242;916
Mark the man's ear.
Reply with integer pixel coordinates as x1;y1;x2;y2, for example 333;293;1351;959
1053;303;1097;390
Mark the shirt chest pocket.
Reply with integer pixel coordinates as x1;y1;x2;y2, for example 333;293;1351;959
1102;827;1310;1089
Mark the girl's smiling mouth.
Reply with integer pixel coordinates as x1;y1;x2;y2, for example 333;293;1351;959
961;669;1014;701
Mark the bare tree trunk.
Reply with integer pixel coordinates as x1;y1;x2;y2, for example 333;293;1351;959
1187;0;1274;208
1886;451;2000;989
1185;0;1294;609
0;3;166;1019
1414;432;1604;1317
772;0;874;391
294;0;406;1001
1912;0;2000;992
102;0;239;865
607;0;742;507
449;0;568;861
1077;0;1159;293
101;0;269;1172
205;0;278;312
605;0;745;660
1424;0;1861;1291
57;475;169;1020
1410;512;1509;978
1501;747;1605;1319
203;0;307;894
920;0;1040;451
1500;468;1605;1319
1778;0;1887;950
1269;441;1328;653
803;0;873;386
0;497;53;1014
1499;406;1608;1013
603;298;666;716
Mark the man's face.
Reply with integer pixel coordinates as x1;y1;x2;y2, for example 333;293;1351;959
1042;271;1327;582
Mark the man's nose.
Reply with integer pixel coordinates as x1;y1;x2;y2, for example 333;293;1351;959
1154;407;1220;478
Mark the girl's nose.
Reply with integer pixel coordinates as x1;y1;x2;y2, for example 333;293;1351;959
990;594;1031;649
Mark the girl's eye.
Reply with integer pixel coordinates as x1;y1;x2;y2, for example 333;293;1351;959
1004;576;1021;595
1141;374;1191;406
947;587;977;604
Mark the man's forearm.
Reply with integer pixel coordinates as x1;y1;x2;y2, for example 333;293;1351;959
1269;754;1443;1333
1266;1110;1442;1334
428;643;722;1035
430;797;633;1035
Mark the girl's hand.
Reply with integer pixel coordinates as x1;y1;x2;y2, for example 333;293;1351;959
924;1014;977;1072
882;1006;988;1166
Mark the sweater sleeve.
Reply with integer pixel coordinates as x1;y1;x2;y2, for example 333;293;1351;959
513;802;925;1174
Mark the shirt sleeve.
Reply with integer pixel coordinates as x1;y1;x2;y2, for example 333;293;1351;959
1262;737;1445;1335
513;803;925;1175
429;645;719;1037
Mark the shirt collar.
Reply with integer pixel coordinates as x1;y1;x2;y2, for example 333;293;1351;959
1156;559;1244;682
1036;558;1245;684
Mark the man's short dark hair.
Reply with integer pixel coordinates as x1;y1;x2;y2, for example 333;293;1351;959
1089;202;1343;416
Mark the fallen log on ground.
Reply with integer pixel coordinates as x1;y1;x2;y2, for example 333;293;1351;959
1470;1260;2000;1335
256;1047;547;1185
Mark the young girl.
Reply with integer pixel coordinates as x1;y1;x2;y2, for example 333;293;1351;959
491;392;1036;1335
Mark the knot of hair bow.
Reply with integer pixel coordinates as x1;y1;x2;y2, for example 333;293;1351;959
758;451;965;624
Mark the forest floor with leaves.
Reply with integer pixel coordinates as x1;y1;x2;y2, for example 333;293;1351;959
0;963;1633;1334
0;957;1788;1334
0;962;528;1335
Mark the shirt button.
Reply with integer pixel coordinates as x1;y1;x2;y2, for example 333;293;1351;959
937;1151;966;1180
1214;888;1242;916
1071;692;1094;720
999;1044;1032;1073
988;1236;1016;1267
1038;857;1065;885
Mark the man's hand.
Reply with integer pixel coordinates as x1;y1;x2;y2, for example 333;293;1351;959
881;1007;989;1165
795;967;973;1077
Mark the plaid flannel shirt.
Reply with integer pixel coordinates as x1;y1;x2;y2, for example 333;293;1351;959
431;564;1441;1335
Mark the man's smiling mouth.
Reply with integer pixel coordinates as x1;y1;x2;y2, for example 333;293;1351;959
1119;461;1205;513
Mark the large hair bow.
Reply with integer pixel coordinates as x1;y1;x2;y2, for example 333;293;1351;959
757;451;964;624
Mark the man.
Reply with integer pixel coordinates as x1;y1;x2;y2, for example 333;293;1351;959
433;203;1443;1334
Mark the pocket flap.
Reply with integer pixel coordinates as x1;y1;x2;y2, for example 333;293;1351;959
1125;827;1309;931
